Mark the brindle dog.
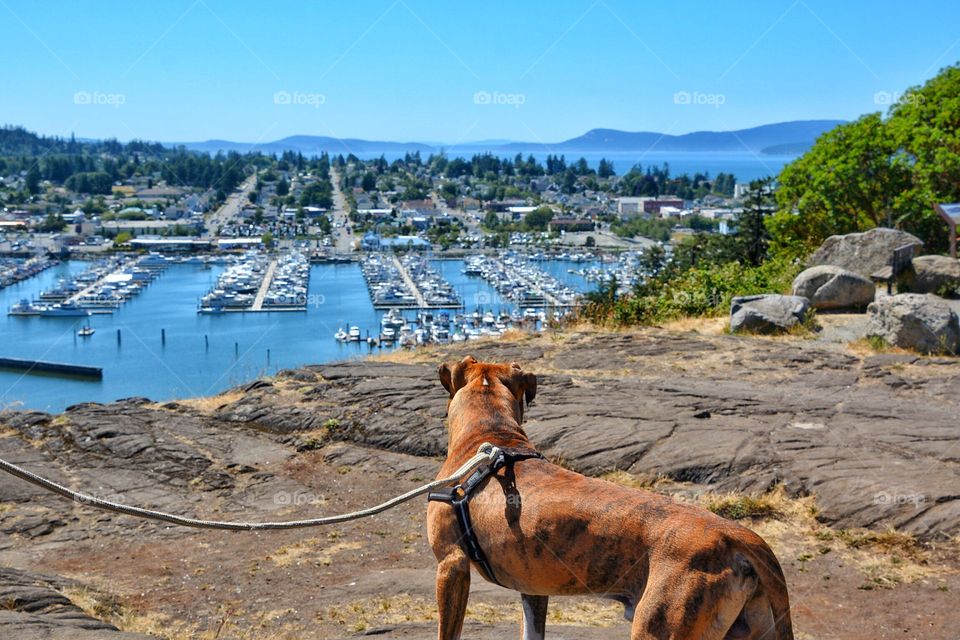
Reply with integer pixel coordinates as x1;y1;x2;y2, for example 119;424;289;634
428;356;794;640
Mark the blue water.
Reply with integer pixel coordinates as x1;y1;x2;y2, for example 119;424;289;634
0;258;600;412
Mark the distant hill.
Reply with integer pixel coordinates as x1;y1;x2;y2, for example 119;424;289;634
175;135;435;156
173;120;842;156
540;120;844;154
3;119;844;158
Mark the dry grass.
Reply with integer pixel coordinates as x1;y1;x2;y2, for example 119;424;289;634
702;487;807;521
846;336;915;356
65;586;303;640
178;391;245;414
659;316;728;334
268;539;361;567
0;503;14;514
600;469;668;490
63;587;195;639
317;594;623;633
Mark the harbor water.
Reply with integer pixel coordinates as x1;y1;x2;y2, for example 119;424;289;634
0;257;599;412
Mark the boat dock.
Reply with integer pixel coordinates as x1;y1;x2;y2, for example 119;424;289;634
390;255;428;308
0;357;102;379
251;259;278;311
198;252;308;313
0;257;58;289
471;255;579;308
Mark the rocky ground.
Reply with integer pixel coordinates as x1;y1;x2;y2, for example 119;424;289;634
0;325;958;639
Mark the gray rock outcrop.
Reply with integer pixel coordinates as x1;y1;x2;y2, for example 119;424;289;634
791;265;875;310
730;294;810;333
807;228;923;278
866;293;960;354
902;254;960;295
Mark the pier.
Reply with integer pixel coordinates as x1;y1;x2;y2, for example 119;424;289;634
251;259;278;311
390;255;427;308
198;252;308;313
0;357;102;380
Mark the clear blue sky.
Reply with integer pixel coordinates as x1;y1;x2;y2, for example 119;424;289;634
2;0;958;144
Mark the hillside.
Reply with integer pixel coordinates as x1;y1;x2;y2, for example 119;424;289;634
0;326;957;638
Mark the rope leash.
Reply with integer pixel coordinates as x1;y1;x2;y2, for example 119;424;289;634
0;443;501;531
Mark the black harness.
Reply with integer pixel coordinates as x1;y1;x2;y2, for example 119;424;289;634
428;446;544;586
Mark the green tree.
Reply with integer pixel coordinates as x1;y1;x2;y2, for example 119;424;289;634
523;206;554;231
361;172;377;191
771;64;960;254
735;178;774;266
25;165;41;195
276;178;289;197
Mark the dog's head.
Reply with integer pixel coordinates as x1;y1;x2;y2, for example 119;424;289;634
438;355;537;422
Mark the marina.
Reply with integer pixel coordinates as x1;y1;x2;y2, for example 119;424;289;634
0;254;600;412
6;254;169;317
198;252;310;313
0;256;59;289
469;253;581;308
359;254;462;309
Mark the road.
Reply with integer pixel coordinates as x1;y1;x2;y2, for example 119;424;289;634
329;167;355;253
204;174;258;237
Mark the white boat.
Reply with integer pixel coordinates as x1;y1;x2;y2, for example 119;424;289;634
380;327;396;342
77;326;95;337
348;326;361;342
334;328;348;342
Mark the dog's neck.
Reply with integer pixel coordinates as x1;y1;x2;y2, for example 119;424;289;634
446;382;532;459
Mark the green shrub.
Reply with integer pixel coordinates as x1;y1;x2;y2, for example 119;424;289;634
581;254;801;326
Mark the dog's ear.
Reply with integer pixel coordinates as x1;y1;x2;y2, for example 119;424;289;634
508;363;538;410
438;363;453;396
522;372;537;407
439;355;477;398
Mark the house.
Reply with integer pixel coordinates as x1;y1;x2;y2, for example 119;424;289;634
361;232;381;251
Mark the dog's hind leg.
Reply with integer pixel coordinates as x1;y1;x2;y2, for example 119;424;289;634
436;552;471;640
520;594;548;640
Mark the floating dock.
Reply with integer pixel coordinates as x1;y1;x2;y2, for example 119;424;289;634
0;357;102;379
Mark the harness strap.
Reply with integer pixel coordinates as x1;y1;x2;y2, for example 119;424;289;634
428;446;544;587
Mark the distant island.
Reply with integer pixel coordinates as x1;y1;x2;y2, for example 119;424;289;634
173;120;844;157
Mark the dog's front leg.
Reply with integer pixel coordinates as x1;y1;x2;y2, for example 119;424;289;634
520;594;548;640
436;551;471;640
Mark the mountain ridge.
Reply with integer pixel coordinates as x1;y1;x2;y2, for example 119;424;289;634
172;119;844;156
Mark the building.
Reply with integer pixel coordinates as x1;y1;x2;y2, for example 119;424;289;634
644;198;684;215
100;219;202;236
129;236;212;252
548;217;594;232
617;197;647;216
216;237;263;251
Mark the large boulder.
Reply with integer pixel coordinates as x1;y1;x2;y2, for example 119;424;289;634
901;254;960;295
866;293;960;354
807;228;923;278
730;294;810;334
791;265;875;310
